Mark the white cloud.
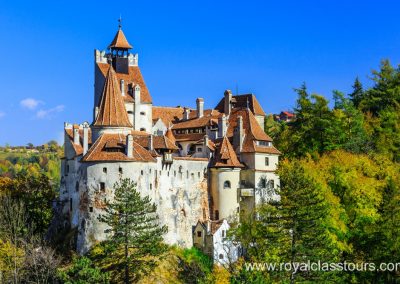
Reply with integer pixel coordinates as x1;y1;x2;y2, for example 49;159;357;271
0;111;5;118
36;105;65;119
20;98;42;110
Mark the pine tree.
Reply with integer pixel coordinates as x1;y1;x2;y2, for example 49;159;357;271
349;77;364;108
98;178;168;283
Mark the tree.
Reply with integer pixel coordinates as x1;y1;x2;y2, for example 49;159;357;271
98;178;168;283
349;77;364;108
58;256;109;284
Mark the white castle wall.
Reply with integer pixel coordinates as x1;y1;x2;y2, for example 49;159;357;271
74;157;209;254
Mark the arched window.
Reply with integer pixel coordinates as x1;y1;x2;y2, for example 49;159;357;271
223;180;231;189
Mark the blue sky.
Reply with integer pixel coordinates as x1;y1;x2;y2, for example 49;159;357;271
0;0;399;146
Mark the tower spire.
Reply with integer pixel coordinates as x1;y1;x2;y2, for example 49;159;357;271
118;15;122;30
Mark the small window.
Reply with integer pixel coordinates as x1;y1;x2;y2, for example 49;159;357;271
197;148;202;152
150;184;152;190
89;207;93;213
223;181;231;189
265;157;269;166
141;170;144;175
140;111;146;115
69;198;73;211
140;128;146;131
261;178;267;188
75;182;79;192
127;110;134;114
222;230;225;238
198;172;200;178
66;165;70;173
100;182;105;191
174;171;176;177
149;169;152;174
103;167;107;173
119;167;123;174
197;231;202;237
270;180;275;189
219;254;224;260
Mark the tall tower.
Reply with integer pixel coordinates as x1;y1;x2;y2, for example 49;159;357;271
93;22;153;133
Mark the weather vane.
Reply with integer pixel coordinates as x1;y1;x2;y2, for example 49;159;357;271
118;15;122;29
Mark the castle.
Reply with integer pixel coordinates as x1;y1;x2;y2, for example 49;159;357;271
58;25;280;262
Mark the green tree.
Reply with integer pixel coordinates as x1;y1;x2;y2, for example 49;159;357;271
58;256;109;284
349;77;364;108
98;178;168;283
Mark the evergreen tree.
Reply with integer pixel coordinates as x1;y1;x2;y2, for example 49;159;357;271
98;178;168;283
349;77;364;108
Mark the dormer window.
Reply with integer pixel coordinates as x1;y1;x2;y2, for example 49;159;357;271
258;141;272;147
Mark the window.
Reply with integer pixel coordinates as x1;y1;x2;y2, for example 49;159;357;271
66;164;69;173
69;198;72;211
127;110;133;114
198;172;200;178
119;167;123;174
174;171;176;177
103;167;107;173
265;157;269;166
89;207;93;213
150;184;152;190
197;147;203;152
140;128;146;131
149;169;152;174
140;111;146;115
219;254;224;260
261;178;267;188
75;182;79;192
223;181;231;189
141;170;144;175
269;180;275;189
100;182;105;191
222;230;225;238
197;231;202;237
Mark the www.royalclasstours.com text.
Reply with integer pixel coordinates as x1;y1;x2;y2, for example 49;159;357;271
245;261;400;272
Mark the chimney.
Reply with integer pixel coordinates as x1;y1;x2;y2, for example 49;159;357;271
224;90;232;116
120;79;125;96
218;114;227;138
134;84;140;103
233;115;243;153
134;85;141;130
94;106;99;121
83;122;89;155
196;98;204;118
148;135;153;151
183;107;190;121
126;134;133;157
73;126;80;145
204;135;210;157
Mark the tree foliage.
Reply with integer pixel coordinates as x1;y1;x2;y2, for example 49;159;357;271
97;178;168;283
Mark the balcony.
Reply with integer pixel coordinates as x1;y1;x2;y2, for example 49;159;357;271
163;153;173;164
240;188;254;197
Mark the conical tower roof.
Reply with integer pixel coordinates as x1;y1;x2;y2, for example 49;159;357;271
211;136;244;168
93;66;132;127
108;28;132;49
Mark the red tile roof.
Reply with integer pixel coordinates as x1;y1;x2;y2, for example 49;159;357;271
97;63;152;104
215;94;266;116
172;109;221;130
152;106;184;126
82;134;156;162
93;66;133;127
108;29;132;49
210;137;244;168
227;109;272;142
